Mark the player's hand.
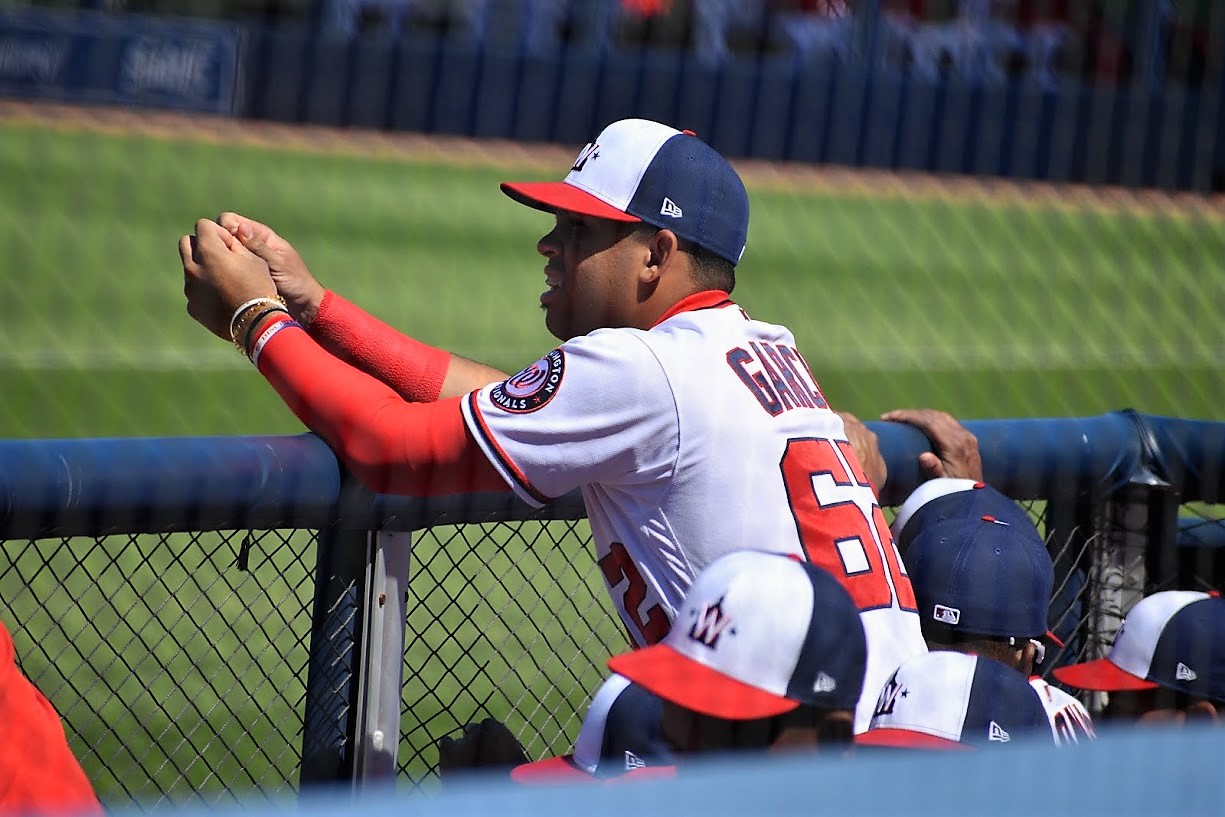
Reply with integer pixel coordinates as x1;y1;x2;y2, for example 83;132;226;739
180;219;277;341
880;408;983;482
836;411;886;494
217;212;326;327
436;718;529;782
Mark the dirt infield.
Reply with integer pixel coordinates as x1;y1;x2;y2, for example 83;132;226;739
3;99;1222;218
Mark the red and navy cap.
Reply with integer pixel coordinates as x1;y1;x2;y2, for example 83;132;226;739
907;514;1055;642
1053;591;1225;703
607;550;867;720
511;674;671;784
891;479;1041;553
501;119;750;266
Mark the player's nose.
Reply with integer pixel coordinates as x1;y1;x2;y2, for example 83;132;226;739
536;230;560;258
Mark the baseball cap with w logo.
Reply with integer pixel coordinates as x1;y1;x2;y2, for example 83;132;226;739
607;550;867;720
501;118;750;266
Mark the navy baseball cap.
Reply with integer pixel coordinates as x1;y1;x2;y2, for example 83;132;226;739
892;479;1041;553
608;551;867;719
501;118;750;266
857;652;1054;750
1053;591;1225;703
908;514;1054;642
511;674;672;783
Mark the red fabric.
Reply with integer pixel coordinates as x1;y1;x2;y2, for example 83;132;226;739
649;290;734;329
0;622;102;816
308;291;451;404
621;0;671;17
257;326;506;496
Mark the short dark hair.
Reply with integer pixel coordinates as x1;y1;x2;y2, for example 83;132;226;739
629;224;736;293
684;240;736;294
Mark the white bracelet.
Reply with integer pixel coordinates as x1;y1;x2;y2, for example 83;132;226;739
229;296;285;343
250;317;301;368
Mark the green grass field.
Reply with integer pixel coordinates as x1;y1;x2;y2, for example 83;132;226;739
1;118;1224;801
2;121;1223;441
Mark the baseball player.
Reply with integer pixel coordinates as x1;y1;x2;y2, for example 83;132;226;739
179;118;925;731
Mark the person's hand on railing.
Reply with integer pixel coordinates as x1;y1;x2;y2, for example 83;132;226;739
836;411;887;495
436;717;530;781
218;212;328;328
880;408;983;482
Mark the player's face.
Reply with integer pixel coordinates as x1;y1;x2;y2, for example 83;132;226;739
660;700;775;756
536;212;647;341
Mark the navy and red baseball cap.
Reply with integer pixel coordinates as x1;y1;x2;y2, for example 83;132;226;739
501;118;750;266
511;674;672;784
857;652;1054;750
892;479;1041;553
1053;591;1225;703
906;513;1056;644
607;550;867;720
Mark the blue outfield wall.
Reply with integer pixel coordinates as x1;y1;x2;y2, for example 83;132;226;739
1;8;1223;191
239;26;1224;192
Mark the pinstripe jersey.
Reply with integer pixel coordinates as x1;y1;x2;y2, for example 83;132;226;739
460;292;926;731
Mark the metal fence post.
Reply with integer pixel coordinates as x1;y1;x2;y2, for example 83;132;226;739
301;528;370;788
354;531;412;779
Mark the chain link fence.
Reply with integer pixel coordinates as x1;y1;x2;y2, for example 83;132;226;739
0;422;1222;806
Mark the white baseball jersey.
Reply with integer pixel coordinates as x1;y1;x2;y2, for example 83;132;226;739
1029;677;1096;745
461;295;926;731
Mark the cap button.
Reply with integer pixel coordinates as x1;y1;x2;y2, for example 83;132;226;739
973;481;986;489
681;129;697;136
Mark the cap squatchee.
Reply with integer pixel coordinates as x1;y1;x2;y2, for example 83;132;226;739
501;118;749;267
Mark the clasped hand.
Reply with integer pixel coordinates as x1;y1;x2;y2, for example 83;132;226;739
180;218;278;341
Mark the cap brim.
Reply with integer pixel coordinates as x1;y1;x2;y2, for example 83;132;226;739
510;755;596;785
1051;658;1158;692
855;729;973;751
608;645;798;721
501;181;642;222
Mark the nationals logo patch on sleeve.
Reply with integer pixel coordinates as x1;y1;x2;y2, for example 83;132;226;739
490;348;566;413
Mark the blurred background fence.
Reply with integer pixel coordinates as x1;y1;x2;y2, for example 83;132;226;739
1;0;1223;190
0;413;1223;807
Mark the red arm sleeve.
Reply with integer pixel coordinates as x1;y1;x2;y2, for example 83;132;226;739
256;324;507;496
307;290;451;403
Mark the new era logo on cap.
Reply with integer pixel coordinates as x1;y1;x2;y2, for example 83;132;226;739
1053;591;1225;703
501;118;750;266
813;673;838;694
856;652;1053;751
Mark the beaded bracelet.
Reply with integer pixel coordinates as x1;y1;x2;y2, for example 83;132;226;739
228;296;286;347
249;316;301;367
240;305;291;354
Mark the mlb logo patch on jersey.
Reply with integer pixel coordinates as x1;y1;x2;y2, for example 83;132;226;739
490;349;566;413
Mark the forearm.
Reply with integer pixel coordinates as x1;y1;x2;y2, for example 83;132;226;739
253;322;506;496
308;291;506;401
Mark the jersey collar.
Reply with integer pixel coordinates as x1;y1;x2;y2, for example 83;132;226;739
650;290;736;329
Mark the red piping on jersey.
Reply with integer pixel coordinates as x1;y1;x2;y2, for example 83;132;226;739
466;391;553;505
650;290;736;328
256;325;506;496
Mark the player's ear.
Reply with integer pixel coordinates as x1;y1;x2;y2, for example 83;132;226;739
642;229;681;282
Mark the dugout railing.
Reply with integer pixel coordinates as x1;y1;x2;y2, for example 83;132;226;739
0;410;1222;807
